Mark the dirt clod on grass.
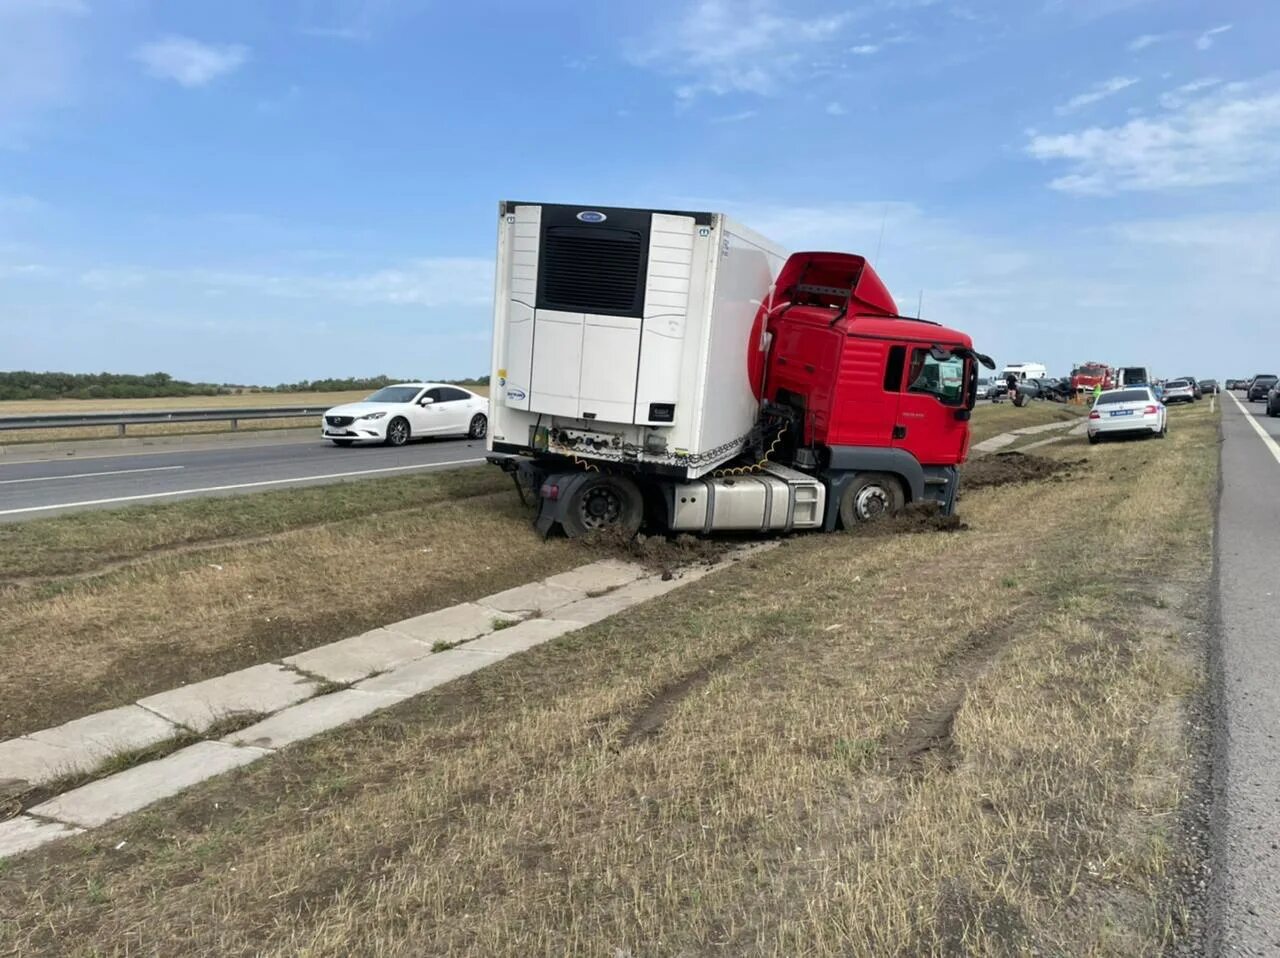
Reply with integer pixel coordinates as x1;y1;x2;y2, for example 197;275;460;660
961;452;1079;491
582;527;730;576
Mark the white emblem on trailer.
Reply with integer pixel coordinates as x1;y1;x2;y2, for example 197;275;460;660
576;210;607;223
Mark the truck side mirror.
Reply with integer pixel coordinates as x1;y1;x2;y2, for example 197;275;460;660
954;409;971;422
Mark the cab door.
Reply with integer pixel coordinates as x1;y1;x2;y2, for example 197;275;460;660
892;346;970;465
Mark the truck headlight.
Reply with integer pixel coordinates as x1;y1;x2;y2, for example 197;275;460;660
358;412;387;421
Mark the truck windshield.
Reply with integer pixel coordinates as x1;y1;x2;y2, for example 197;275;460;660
907;349;965;405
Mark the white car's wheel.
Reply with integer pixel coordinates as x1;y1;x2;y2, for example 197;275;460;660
384;416;410;447
468;413;487;440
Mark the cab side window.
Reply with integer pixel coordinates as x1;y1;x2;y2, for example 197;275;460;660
883;346;906;392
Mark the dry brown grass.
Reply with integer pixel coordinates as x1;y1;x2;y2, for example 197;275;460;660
0;386;490;444
0;464;578;739
968;399;1088;446
0;403;1216;955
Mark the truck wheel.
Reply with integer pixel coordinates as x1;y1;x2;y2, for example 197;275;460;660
839;473;905;527
563;475;644;538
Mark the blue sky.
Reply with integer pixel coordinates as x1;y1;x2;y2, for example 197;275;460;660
1;0;1277;385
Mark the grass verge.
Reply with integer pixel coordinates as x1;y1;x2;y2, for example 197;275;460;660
0;464;592;739
0;401;1217;955
968;399;1088;446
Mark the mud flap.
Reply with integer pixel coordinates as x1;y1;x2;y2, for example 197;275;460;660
532;472;596;538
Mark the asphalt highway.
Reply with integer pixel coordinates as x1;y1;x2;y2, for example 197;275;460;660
1211;391;1280;955
0;434;487;523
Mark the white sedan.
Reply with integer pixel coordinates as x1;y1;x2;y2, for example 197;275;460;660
1087;386;1167;444
322;383;488;447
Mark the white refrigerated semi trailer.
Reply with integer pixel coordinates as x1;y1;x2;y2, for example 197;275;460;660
488;201;788;480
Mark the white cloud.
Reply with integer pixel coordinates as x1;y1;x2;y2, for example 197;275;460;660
711;109;758;123
826;101;846;115
1158;76;1221;110
1127;33;1165;51
1027;81;1280;194
1195;23;1231;51
1055;76;1139;115
851;44;880;55
134;36;248;88
627;0;853;100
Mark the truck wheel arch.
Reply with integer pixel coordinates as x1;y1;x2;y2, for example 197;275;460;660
822;447;925;531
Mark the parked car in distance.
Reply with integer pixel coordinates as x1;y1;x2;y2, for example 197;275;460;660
1162;379;1196;404
1088;387;1167;444
1268;382;1280;418
1199;379;1219;395
1248;375;1278;402
975;377;994;400
1178;376;1203;400
322;382;489;446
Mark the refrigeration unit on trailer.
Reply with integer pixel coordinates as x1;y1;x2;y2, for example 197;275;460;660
487;201;993;538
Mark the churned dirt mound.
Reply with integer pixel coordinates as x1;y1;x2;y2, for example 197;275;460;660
853;502;968;536
960;452;1080;491
581;527;731;575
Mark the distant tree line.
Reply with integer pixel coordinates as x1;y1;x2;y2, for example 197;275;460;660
0;371;489;401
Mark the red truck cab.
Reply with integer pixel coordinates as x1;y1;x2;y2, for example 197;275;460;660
752;251;988;522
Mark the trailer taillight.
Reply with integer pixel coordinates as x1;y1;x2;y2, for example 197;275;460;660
541;483;560;500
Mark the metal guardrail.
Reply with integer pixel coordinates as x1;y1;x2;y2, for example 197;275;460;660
0;406;328;437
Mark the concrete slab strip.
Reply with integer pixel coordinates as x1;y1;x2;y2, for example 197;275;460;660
26;705;179;771
463;618;586;656
224;690;405;751
137;664;320;733
542;559;646;594
0;816;84;858
29;741;270;828
284;628;431;684
355;648;495;697
0;738;78;789
385;601;520;644
479;580;583;614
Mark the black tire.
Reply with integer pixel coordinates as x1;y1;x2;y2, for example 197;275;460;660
468;413;488;439
331;439;355;447
1088;433;1100;445
562;475;644;538
384;416;410;447
1156;425;1167;439
839;473;906;527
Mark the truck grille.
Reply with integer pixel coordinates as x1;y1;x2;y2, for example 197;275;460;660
538;226;646;317
325;415;354;427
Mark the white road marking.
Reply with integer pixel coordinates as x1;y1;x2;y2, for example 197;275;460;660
0;458;486;516
0;465;185;486
1228;391;1280;466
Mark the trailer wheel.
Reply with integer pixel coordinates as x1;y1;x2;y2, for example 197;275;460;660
839;473;905;527
563;475;644;538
